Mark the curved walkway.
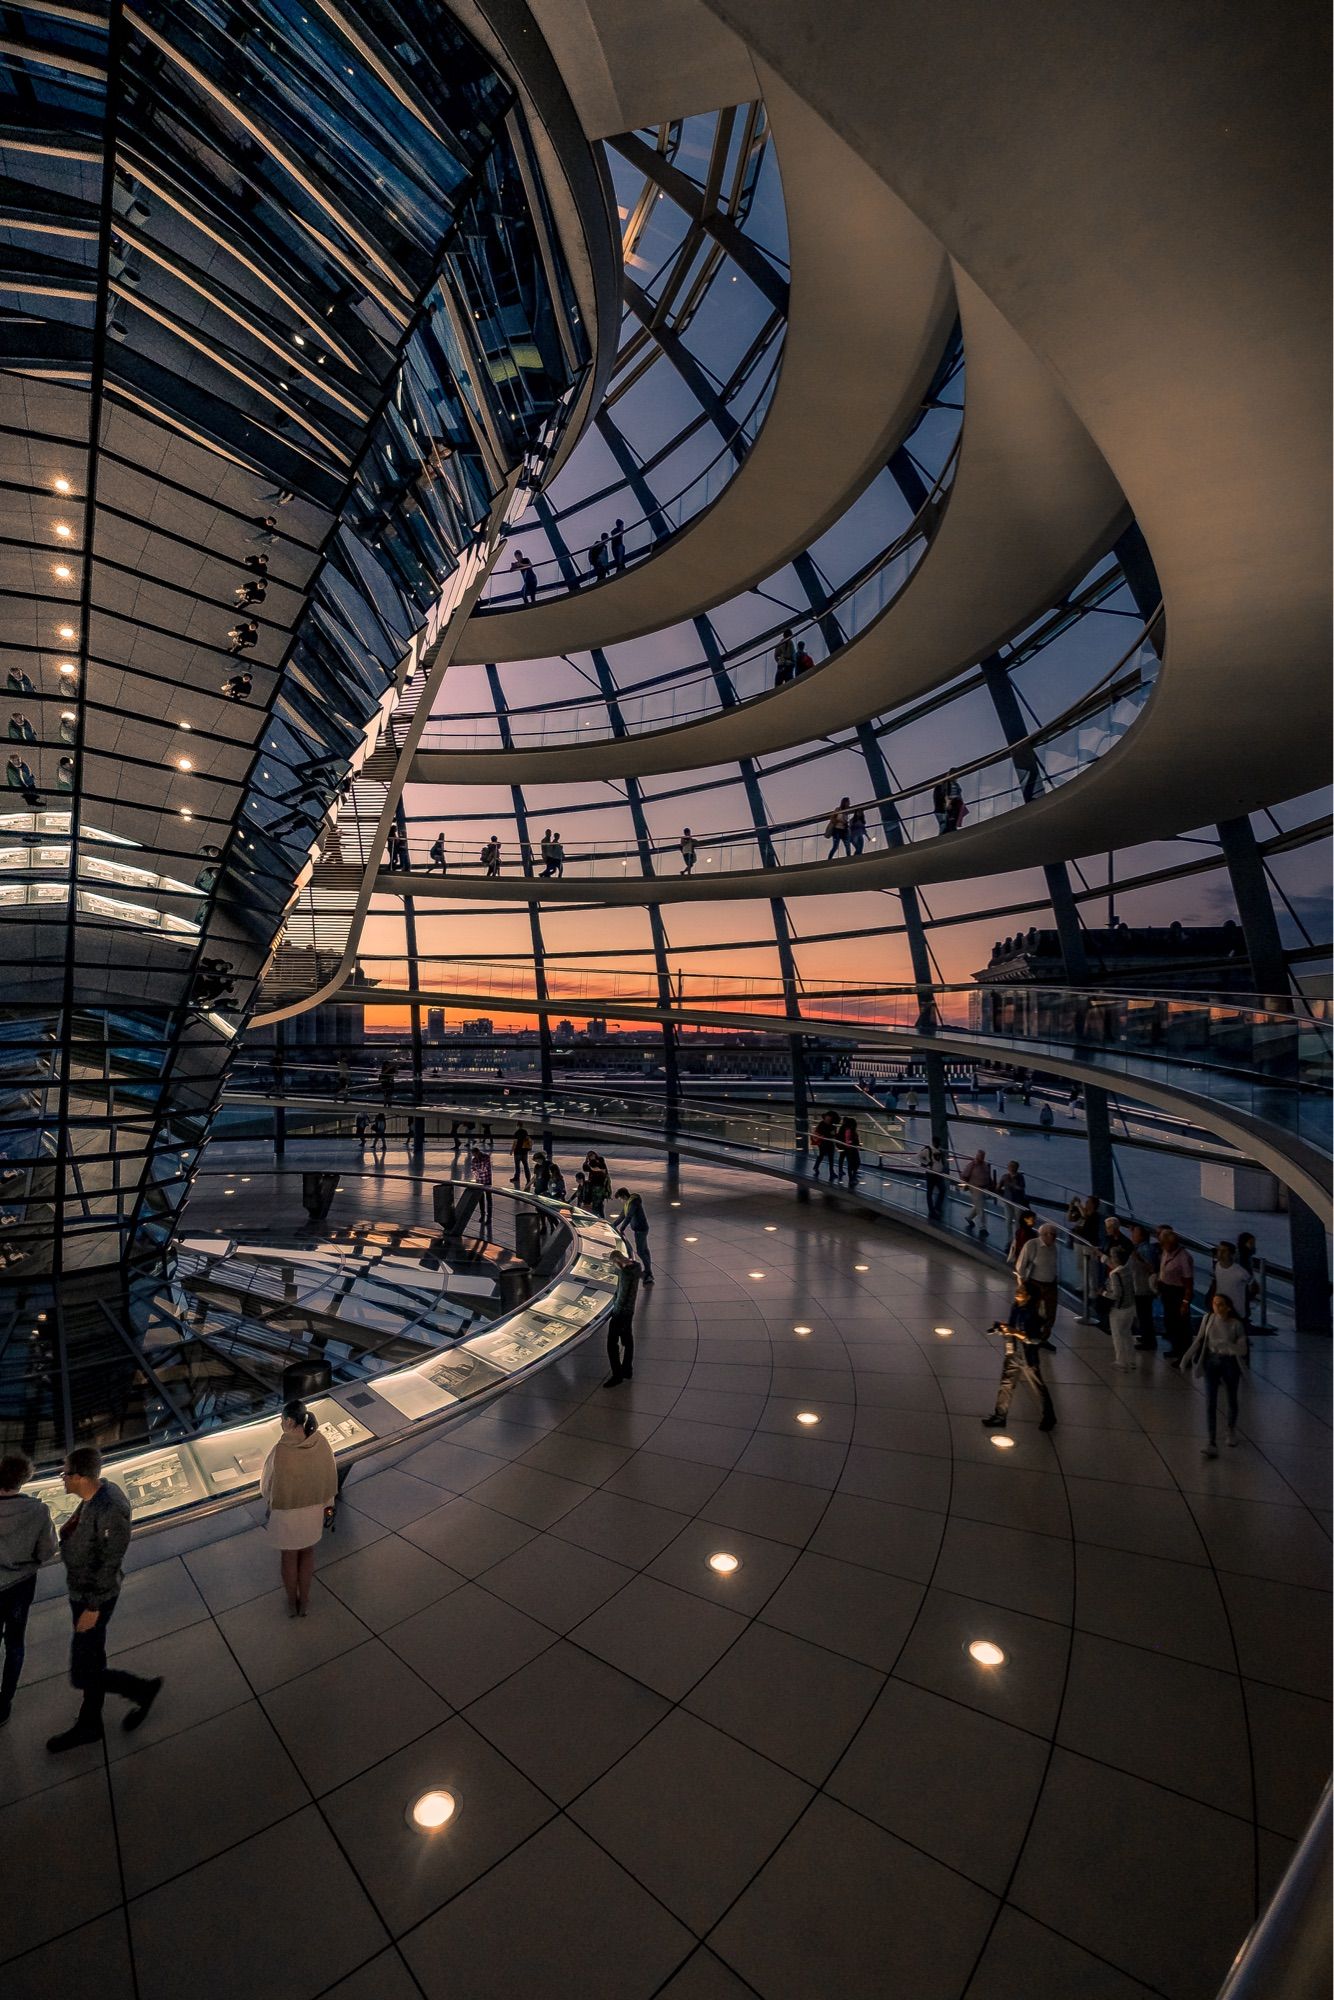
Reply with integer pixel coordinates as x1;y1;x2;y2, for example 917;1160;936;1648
448;67;955;666
418;263;1126;784
693;0;1330;855
3;1155;1326;2000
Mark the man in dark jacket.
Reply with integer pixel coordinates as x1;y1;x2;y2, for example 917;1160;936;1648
604;1254;641;1387
47;1445;163;1753
981;1285;1057;1432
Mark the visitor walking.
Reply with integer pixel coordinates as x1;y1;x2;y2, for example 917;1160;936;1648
511;549;537;604
0;1451;56;1727
471;1144;494;1234
773;629;796;685
1016;1222;1061;1343
1156;1229;1195;1360
837;1115;862;1187
482;835;501;877
813;1110;839;1182
1211;1240;1255;1321
428;831;448;873
615;1187;654;1282
920;1136;948;1221
794;641;816;674
981;1284;1057;1431
825;798;852;859
610;519;626;571
679;828;697;875
47;1447;164;1753
261;1402;338;1617
959;1148;995;1234
932;772;963;833
511;1122;532;1188
1182;1295;1249;1456
371;1111;387;1155
848;807;868;855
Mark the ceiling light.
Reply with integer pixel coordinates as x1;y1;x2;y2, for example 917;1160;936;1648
59;661;76;675
968;1640;1005;1668
407;1788;457;1833
54;477;72;494
176;757;192;771
990;1435;1015;1451
58;624;75;640
795;1411;820;1426
54;523;73;540
53;563;73;580
179;721;192;731
708;1552;740;1575
179;809;193;820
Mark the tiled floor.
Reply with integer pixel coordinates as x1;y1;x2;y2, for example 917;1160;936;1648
1;1162;1328;2000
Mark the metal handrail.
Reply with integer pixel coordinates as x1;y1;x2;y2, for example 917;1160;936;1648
1216;1783;1331;1999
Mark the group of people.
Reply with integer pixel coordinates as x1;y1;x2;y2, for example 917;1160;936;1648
811;1110;864;1186
825;797;869;859
772;629;817;685
508;520;630;604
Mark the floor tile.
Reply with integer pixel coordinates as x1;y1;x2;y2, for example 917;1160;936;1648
950;1459;1070;1535
893;1587;1070;1737
468;1460;595;1529
216;1586;369;1694
345;1466;454;1529
552;1487;692;1566
1064;1474;1209;1563
1075;1542;1235;1669
1217;1570;1332;1696
402;1817;692;1999
0;1768;119;1959
838;1443;951;1510
759;1550;922;1671
384;1582;555;1706
1056;1631;1251;1816
111;1701;307;1897
655;1947;759;1997
184;1524;293;1614
571;1573;748;1699
1186;1492;1333;1589
647;1516;800;1614
684;1621;883;1784
319;1949;420;1999
0;1910;136;2000
711;1794;996;1999
481;1531;635;1632
703;1468;830;1545
464;1639;668;1803
602;1449;730;1514
1010;1750;1253;2000
261;1637;449;1794
399;1495;537;1576
828;1675;1047;1894
934;1516;1074;1622
808;1491;945;1582
321;1714;554;1935
648;1417;753;1469
1243;1679;1333;1837
321;1535;463;1630
734;1431;847;1489
393;1437;511;1494
129;1806;387;2000
965;1906;1159;1998
570;1708;811;1933
519;1429;634;1485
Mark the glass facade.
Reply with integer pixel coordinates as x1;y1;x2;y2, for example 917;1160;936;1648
0;0;596;1309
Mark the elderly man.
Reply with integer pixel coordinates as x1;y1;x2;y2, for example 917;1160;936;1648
1016;1222;1061;1345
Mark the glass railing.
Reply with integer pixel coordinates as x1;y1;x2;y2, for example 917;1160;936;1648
374;624;1156;876
471;346;784;608
415;436;962;748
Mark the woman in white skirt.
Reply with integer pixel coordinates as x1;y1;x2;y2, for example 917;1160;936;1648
261;1401;338;1616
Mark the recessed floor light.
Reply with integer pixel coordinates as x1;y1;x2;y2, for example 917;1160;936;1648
407;1788;457;1832
708;1552;740;1575
176;757;192;771
793;1324;812;1334
968;1640;1005;1668
990;1435;1015;1451
58;624;76;639
764;1225;777;1232
934;1326;953;1338
54;476;73;495
684;1234;698;1243
795;1411;820;1426
854;1263;869;1271
53;563;72;580
54;523;73;539
669;1200;681;1207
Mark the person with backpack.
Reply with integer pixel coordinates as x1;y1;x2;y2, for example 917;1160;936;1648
481;835;501;877
428;831;448;873
825;798;852;859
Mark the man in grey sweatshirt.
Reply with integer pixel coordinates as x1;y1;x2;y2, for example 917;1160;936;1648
0;1451;56;1725
47;1444;163;1754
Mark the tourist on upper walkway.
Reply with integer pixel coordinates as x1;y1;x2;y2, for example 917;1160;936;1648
1016;1222;1060;1342
260;1402;338;1619
588;534;610;581
959;1148;995;1234
0;1450;56;1728
1038;1101;1055;1132
511;1122;532;1189
679;828;697;875
511;549;538;604
919;1136;948;1221
482;835;501;877
837;1115;862;1188
933;772;963;833
997;1160;1027;1205
428;831;447;873
547;833;565;878
1183;1294;1248;1456
1102;1244;1138;1370
616;1187;654;1282
848;807;868;855
773;629;796;686
982;1283;1057;1432
813;1109;839;1182
794;641;816;675
227;619;258;655
1155;1228;1195;1361
47;1446;163;1753
385;822;408;871
825;798;852;859
221;670;253;701
610;519;626;571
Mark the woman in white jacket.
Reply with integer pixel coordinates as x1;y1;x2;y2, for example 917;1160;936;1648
1181;1295;1248;1458
261;1401;338;1616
